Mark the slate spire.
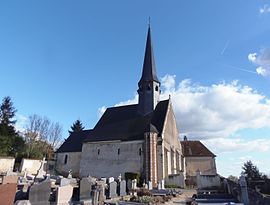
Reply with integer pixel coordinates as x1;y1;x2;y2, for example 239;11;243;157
137;25;160;115
138;26;160;85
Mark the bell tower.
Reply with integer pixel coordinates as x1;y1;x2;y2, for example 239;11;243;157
137;26;160;115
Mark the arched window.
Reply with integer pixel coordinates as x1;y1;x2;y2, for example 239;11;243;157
155;85;159;91
98;149;100;155
64;154;68;164
139;148;142;156
118;148;120;155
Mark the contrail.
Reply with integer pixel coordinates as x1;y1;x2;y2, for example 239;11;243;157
223;64;257;74
221;40;230;55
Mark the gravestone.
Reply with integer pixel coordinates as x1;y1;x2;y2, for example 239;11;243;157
92;189;99;205
107;181;117;198
131;179;137;190
67;170;72;179
29;180;51;205
157;181;161;190
127;179;132;192
60;178;70;186
35;158;46;179
148;181;152;190
96;181;106;205
118;174;122;182
2;175;18;184
80;177;95;203
240;175;249;205
56;184;73;204
118;180;126;196
161;180;165;189
14;200;31;205
0;183;17;205
108;177;114;183
100;178;106;184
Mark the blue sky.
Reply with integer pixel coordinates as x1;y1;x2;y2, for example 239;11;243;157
0;1;270;177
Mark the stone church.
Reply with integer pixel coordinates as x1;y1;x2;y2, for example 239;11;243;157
56;27;217;187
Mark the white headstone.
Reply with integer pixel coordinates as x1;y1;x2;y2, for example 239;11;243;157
56;184;73;204
108;177;114;183
148;181;152;190
157;181;161;190
131;179;137;190
108;181;117;198
118;174;122;182
161;180;165;189
35;157;46;179
100;178;106;183
119;180;126;196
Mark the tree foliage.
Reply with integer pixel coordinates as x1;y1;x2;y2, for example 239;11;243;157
0;96;25;157
228;175;238;183
0;96;17;126
241;160;263;181
69;119;84;134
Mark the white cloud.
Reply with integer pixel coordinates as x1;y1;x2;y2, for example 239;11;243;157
100;74;270;141
248;53;257;62
202;138;270;154
248;49;270;77
161;74;176;92
97;106;106;118
260;4;270;14
115;95;138;107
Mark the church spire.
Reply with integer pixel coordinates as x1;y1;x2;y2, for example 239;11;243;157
137;25;160;116
138;26;160;85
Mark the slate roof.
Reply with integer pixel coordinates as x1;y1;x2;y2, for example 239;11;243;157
57;100;170;152
181;141;216;157
56;130;92;153
138;26;160;85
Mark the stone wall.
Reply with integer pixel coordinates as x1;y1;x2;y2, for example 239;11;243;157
80;140;144;178
196;172;221;189
20;158;45;175
184;156;216;177
0;157;15;173
56;152;81;177
165;173;185;188
162;102;181;150
161;101;182;182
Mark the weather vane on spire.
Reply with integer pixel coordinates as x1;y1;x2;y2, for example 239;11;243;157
148;16;151;28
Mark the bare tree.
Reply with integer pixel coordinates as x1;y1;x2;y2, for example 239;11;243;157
48;122;63;150
24;114;63;158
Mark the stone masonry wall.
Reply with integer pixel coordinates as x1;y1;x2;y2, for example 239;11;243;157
80;140;144;178
56;152;81;177
185;156;216;177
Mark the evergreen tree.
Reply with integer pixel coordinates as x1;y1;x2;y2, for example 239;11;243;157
241;160;262;181
69;119;84;134
0;96;25;157
0;96;17;126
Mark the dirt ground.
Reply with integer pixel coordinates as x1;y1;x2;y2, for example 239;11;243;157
168;189;196;204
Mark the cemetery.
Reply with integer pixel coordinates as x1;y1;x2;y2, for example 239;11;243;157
2;155;269;205
0;156;184;205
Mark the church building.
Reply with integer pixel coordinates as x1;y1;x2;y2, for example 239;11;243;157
56;26;217;187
